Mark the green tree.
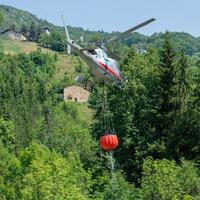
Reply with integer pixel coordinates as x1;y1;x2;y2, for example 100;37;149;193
102;172;138;200
38;32;51;48
0;141;20;200
0;118;15;151
20;24;29;37
44;102;96;167
90;46;161;182
20;142;90;200
141;158;200;200
178;63;200;160
49;31;65;51
91;33;199;184
156;33;177;151
0;12;4;25
29;22;38;41
10;23;17;31
0;52;56;148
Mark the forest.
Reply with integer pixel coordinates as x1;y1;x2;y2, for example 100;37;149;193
0;5;200;200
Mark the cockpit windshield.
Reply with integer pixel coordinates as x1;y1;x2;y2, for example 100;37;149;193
113;60;120;70
95;49;108;58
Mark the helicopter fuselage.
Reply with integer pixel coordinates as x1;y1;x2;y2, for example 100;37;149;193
69;42;122;85
62;17;156;88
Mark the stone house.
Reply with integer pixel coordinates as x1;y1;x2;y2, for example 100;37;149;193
0;29;27;41
63;86;90;103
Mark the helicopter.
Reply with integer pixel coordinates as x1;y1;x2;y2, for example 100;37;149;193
62;17;156;91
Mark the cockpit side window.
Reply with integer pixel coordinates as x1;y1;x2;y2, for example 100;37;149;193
88;50;97;55
96;49;107;58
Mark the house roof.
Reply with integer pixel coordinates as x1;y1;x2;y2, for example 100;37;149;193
0;29;12;34
0;29;26;37
41;26;50;31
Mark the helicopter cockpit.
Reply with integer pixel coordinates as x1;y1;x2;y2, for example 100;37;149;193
88;48;108;59
95;48;108;58
112;60;120;70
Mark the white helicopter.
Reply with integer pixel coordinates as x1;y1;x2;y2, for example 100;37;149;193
62;17;155;90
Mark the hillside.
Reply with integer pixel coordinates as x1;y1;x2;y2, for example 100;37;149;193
0;38;52;54
0;4;110;42
0;38;77;84
1;4;200;55
0;4;56;32
0;4;199;200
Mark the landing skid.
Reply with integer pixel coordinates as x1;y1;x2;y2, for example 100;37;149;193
76;73;128;93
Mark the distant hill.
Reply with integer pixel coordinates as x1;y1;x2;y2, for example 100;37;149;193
0;4;110;41
0;5;56;31
1;4;200;55
124;31;200;56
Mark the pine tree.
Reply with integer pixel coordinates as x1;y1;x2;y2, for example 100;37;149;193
20;24;28;37
0;12;3;25
155;33;178;158
29;22;37;41
10;23;16;31
173;53;200;160
176;50;190;110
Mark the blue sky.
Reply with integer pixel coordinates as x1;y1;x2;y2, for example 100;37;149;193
1;0;200;36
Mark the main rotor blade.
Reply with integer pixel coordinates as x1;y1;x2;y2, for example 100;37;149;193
107;18;156;43
61;15;72;54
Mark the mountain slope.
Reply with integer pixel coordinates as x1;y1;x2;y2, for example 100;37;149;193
0;4;110;41
0;4;200;56
0;38;77;86
0;5;55;32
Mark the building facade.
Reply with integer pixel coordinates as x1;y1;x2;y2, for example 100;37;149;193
0;29;27;41
63;86;90;103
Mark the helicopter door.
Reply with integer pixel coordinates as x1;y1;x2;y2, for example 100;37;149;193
105;59;120;76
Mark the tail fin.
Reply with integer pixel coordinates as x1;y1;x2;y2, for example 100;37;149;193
61;15;71;55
